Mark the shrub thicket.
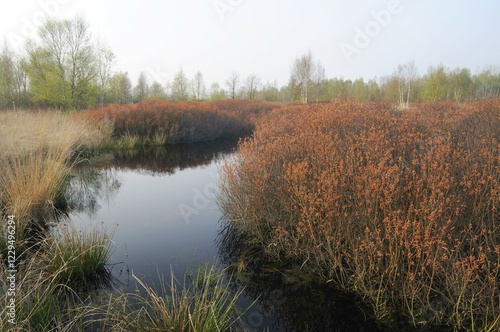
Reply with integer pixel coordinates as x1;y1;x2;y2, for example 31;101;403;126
220;100;500;330
75;99;281;144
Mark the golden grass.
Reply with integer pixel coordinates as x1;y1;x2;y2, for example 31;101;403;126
0;110;108;157
0;110;112;232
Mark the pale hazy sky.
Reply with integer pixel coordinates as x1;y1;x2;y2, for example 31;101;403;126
1;0;499;86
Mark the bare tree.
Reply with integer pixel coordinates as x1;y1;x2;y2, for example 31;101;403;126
191;70;206;100
95;40;114;106
171;67;189;100
243;74;261;99
225;71;240;99
290;51;316;103
133;72;149;102
393;60;418;109
474;66;500;99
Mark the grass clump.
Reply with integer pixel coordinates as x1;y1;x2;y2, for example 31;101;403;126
0;229;110;332
44;224;112;286
98;265;250;331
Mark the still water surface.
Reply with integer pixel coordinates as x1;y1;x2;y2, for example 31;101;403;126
66;140;380;332
67;141;233;291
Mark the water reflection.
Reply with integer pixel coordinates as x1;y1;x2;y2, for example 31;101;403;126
217;224;384;332
66;139;239;218
95;139;239;176
66;139;239;294
66;167;121;218
65;138;387;331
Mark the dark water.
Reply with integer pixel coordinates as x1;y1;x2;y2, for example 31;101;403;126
65;140;383;332
66;141;235;291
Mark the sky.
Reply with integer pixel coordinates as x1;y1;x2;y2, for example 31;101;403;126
1;0;499;87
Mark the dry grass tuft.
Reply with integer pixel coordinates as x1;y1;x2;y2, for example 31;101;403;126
0;110;112;231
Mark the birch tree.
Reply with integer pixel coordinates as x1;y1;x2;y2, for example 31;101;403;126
133;72;149;102
243;74;261;99
171;67;189;100
225;71;240;99
290;51;316;104
393;60;418;109
95;40;114;106
191;70;206;100
0;43;29;109
25;16;97;108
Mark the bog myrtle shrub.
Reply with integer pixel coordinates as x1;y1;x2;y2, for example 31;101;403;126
220;100;500;330
75;99;281;144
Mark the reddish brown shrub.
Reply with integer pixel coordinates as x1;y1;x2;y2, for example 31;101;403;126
220;100;500;330
74;99;281;144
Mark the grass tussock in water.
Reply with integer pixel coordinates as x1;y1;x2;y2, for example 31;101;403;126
220;100;500;331
0;224;113;332
0;255;250;331
97;266;250;332
43;225;112;286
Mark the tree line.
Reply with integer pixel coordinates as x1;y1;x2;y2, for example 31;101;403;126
1;16;500;110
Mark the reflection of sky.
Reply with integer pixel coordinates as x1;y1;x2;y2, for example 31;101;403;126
69;159;225;291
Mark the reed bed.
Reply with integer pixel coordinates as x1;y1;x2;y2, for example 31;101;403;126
0;110;112;237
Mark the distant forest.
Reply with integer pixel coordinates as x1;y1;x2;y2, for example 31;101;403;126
1;16;499;110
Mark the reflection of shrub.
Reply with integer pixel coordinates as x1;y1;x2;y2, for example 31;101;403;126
220;100;500;330
75;99;281;145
